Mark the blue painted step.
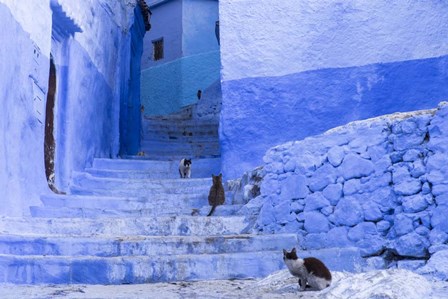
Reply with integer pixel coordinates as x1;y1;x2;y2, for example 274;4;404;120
29;205;243;218
0;251;287;284
0;216;250;236
0;234;297;257
39;194;208;210
90;158;221;178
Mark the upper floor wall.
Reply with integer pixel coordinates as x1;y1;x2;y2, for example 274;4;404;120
218;0;448;179
142;0;219;69
142;0;183;69
219;0;448;82
182;0;219;56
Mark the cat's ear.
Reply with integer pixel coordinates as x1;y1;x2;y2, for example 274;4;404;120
219;173;222;177
291;247;296;253
283;249;287;255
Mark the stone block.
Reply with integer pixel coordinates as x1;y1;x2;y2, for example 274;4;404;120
392;133;426;151
392;164;411;183
303;211;330;233
418;250;448;281
376;220;391;233
308;163;337;192
326;227;352;248
348;222;378;242
392;232;429;258
431;205;448;231
274;200;294;224
429;229;448;245
258;203;276;226
367;145;388;162
402;149;422;162
356;235;385;257
410;160;426;178
343;179;361;195
290;201;304;213
333;196;364;227
421;182;431;194
339;153;374;180
304;192;330;211
322;183;342;205
327;146;345;167
303;233;327;250
401;194;429;213
320;206;333;216
390;152;403;164
260;174;280;196
433;184;448;196
415;226;430;236
362;201;383;222
279;220;303;233
279;173;309;201
393;214;414;236
394;179;421;196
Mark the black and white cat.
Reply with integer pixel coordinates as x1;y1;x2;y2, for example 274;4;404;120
178;158;192;178
283;248;332;291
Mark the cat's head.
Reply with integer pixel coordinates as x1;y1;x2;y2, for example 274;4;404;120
184;159;192;167
212;173;222;184
283;248;298;261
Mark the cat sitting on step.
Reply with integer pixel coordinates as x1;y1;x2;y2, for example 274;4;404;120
179;158;192;178
283;247;332;291
207;173;225;216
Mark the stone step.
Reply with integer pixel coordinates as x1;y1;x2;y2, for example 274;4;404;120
129;154;221;161
69;172;212;196
137;151;221;160
29;205;243;218
141;134;219;142
0;233;297;257
0;250;286;284
0;216;249;236
138;149;220;157
40;194;208;210
140;140;220;149
142;120;217;129
92;158;221;174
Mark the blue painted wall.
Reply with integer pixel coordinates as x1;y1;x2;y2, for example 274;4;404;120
0;1;139;216
182;0;219;56
219;0;448;179
141;50;220;115
142;0;183;69
141;0;220;116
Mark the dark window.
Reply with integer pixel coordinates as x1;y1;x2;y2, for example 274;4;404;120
153;38;164;61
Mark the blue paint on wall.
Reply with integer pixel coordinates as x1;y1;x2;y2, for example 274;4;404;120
221;55;448;178
142;0;182;69
182;0;219;56
119;5;145;156
141;50;220;115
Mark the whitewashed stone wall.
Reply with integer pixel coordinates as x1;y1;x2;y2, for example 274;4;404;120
242;102;448;268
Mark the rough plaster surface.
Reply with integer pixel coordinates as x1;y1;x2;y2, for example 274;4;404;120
218;0;448;179
220;56;448;179
219;0;448;81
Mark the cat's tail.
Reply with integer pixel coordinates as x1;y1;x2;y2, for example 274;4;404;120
207;205;217;217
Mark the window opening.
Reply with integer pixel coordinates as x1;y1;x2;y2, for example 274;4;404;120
153;38;164;61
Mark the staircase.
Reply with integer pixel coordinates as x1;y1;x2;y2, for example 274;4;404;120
0;106;297;284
